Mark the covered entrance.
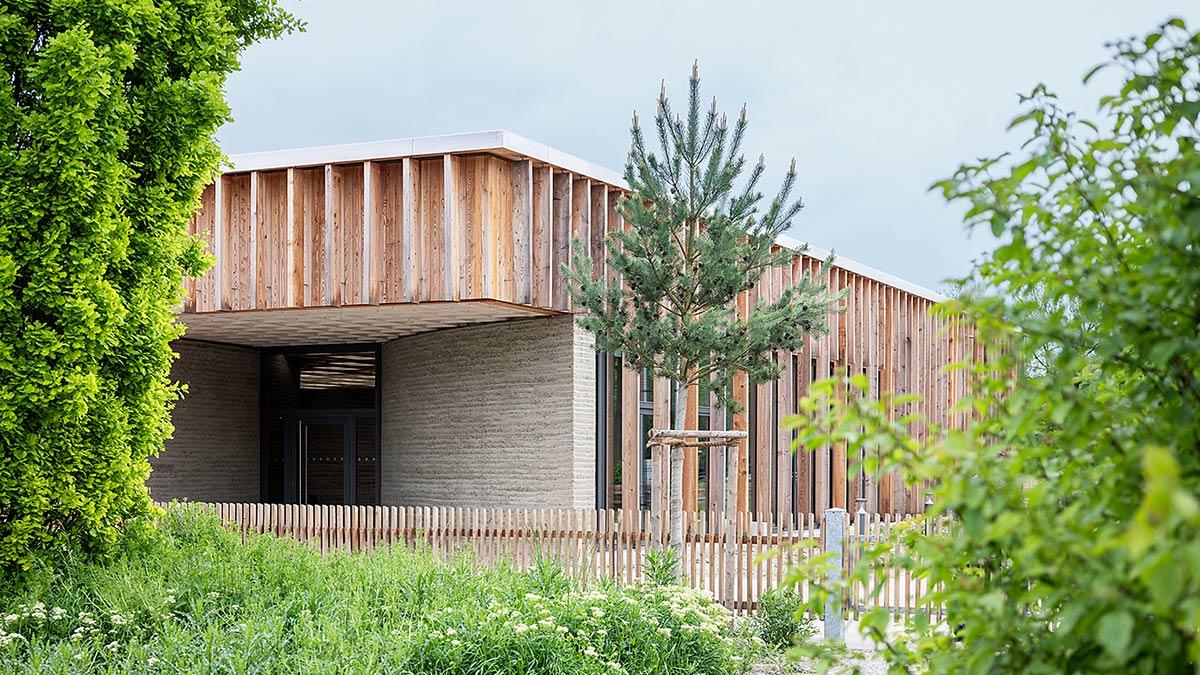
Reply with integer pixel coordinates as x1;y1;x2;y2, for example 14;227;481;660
263;346;380;505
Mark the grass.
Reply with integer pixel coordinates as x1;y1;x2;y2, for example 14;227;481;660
0;505;764;673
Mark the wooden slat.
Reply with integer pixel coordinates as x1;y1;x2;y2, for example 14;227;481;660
589;184;608;282
192;184;217;311
733;293;750;514
401;158;416;302
512;160;533;305
414;157;444;302
531;165;553;309
331;164;365;306
364;161;379;304
550;171;572;311
442;154;459;301
620;360;639;518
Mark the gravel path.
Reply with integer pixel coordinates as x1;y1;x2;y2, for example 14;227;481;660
751;653;887;675
750;618;897;674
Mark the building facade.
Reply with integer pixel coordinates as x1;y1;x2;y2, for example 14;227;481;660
150;131;968;518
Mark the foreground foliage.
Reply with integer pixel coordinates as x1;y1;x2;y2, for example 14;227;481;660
789;18;1200;674
0;1;298;573
0;506;760;673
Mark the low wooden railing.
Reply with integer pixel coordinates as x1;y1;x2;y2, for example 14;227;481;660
155;501;943;617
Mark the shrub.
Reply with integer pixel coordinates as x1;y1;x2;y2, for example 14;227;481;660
0;1;299;574
643;546;682;586
0;505;758;673
790;17;1200;674
753;587;811;650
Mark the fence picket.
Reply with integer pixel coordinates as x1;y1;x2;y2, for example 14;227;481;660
153;501;939;616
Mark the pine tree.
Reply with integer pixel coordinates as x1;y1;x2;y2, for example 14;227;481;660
567;64;841;546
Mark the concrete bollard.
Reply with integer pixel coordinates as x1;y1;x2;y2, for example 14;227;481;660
823;507;847;642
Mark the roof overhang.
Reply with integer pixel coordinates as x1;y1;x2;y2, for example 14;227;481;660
178;299;554;348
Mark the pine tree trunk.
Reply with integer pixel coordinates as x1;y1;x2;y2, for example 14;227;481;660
722;436;739;608
669;381;687;552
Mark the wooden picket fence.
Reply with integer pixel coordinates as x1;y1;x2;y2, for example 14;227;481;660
156;501;945;617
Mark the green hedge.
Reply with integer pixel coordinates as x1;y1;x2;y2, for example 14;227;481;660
0;2;297;573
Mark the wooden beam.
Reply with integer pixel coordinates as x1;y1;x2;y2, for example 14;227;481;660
401;158;415;302
285;169;298;307
442;154;458;301
323;165;334;307
590;183;607;282
249;171;259;308
570;177;590;312
214;176;226;309
550;172;572;311
531;164;553;309
733;291;750;513
512;160;533;305
620;360;640;519
363;161;376;304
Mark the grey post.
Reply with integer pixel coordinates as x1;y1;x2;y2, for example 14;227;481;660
823;507;847;642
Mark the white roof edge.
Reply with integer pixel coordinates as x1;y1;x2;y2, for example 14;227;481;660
226;131;944;302
777;234;948;302
227;129;627;186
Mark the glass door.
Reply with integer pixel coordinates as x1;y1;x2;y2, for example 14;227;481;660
299;418;348;505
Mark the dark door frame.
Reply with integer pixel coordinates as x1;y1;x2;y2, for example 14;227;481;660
259;344;383;505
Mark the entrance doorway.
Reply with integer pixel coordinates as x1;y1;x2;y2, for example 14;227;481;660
262;346;380;505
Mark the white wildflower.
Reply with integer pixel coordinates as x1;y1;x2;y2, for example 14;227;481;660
445;627;456;636
584;646;598;657
147;656;160;666
450;639;461;646
105;640;120;652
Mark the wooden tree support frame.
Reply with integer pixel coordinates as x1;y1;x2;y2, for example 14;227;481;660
647;428;747;604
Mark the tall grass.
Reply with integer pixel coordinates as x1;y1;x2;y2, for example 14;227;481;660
0;505;760;673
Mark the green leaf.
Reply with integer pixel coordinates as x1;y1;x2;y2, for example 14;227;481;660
1096;610;1134;664
1142;552;1183;608
1082;63;1107;84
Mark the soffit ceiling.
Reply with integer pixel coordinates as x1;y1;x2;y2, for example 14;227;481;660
178;300;552;348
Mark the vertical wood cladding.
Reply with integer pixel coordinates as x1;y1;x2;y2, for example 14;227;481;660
186;152;967;515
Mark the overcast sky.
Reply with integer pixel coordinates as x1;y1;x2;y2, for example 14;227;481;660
218;1;1196;292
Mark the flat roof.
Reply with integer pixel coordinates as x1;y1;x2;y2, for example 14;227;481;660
228;131;946;303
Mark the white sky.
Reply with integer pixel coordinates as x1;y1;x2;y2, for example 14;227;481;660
218;1;1197;292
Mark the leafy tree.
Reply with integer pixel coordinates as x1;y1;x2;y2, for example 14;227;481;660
0;1;299;572
567;65;840;545
789;18;1200;673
